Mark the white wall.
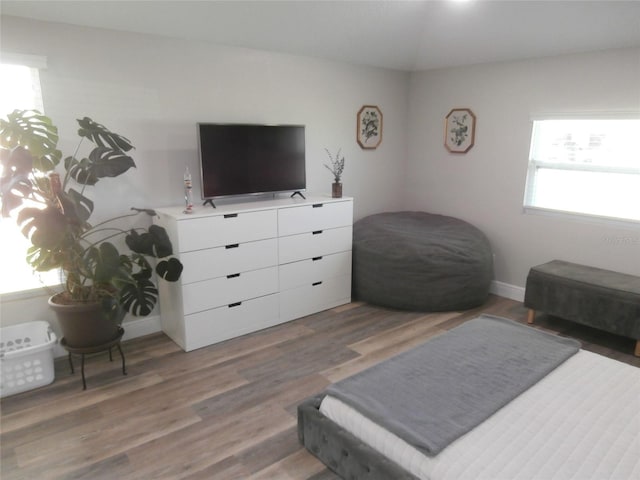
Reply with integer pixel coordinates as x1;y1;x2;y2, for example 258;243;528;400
405;48;640;291
2;15;638;343
0;16;409;339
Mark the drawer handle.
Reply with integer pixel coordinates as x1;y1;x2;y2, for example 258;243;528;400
312;230;323;235
312;256;323;261
312;203;323;208
227;273;240;279
228;302;242;308
312;281;323;286
225;243;239;249
224;213;238;219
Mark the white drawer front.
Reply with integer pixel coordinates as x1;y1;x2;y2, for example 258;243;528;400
177;209;277;252
279;226;352;264
278;200;353;236
279;251;352;291
183;266;278;314
180;238;277;284
184;294;279;351
280;274;351;322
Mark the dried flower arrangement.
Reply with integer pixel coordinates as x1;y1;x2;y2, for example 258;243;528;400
324;148;345;183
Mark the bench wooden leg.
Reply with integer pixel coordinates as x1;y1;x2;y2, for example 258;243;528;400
527;309;536;325
635;340;640;357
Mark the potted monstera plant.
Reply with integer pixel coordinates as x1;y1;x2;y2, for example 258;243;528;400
0;109;183;347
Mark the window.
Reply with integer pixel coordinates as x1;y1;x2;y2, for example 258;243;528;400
0;56;60;295
524;116;640;224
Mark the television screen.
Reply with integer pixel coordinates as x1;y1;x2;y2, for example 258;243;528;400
198;123;306;199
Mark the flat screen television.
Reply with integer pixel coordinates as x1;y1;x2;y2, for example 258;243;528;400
197;123;306;201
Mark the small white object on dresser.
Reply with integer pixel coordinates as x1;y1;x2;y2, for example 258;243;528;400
154;196;353;351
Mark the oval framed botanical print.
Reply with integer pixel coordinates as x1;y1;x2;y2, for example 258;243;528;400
444;108;476;153
357;105;383;149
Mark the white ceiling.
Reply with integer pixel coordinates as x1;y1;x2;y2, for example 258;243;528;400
2;0;640;71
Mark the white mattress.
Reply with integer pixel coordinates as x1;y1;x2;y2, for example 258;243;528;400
320;350;640;480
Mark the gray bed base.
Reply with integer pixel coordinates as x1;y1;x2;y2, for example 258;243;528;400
298;394;419;480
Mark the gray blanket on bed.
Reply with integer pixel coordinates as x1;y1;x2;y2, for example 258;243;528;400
326;314;580;456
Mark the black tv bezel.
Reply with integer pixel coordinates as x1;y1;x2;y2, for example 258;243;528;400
197;123;306;201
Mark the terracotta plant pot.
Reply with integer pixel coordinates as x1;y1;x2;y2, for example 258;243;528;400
48;294;124;348
332;182;343;198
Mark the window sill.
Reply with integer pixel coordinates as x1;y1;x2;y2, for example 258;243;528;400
523;206;640;231
0;285;61;303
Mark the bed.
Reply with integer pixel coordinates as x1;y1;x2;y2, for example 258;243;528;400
298;315;640;480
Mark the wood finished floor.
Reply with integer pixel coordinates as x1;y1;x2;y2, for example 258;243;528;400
2;295;639;480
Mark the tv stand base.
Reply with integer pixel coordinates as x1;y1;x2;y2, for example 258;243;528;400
203;199;216;208
290;191;306;200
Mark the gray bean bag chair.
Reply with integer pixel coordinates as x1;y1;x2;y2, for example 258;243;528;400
353;212;493;311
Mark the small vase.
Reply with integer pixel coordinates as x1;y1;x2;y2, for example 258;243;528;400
332;182;343;198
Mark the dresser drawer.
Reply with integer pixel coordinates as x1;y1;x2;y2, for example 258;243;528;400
279;251;352;291
182;266;278;314
176;209;277;252
279;225;352;264
278;200;353;236
184;294;279;351
180;238;277;284
280;274;351;322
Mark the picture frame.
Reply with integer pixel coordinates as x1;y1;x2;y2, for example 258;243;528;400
357;105;383;149
444;108;476;153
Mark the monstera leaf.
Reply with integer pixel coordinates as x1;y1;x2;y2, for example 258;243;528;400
0;146;34;216
64;156;99;185
118;254;158;316
57;188;94;225
156;257;183;282
65;147;135;185
25;243;65;272
119;276;158;316
16;205;74;273
77;117;134;152
0;110;61;172
17;206;69;250
126;225;174;258
84;243;131;285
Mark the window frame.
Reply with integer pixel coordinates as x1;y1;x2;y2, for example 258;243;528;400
0;54;62;298
523;112;640;228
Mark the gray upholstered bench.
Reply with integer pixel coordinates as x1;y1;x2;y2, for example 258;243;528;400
524;260;640;356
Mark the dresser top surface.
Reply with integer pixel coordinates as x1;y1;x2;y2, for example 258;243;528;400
155;195;353;220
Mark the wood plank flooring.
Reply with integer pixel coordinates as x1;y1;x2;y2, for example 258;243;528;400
1;296;638;479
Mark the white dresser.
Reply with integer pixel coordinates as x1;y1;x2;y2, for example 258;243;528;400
154;196;353;351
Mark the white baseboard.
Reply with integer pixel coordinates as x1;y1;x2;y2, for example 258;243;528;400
122;314;162;341
490;280;525;302
52;314;162;358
